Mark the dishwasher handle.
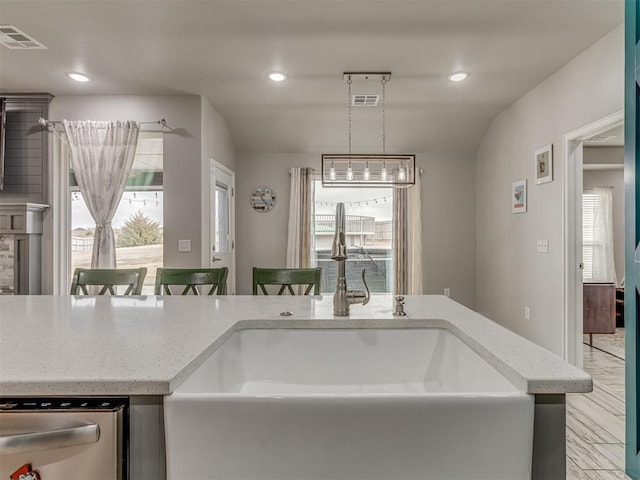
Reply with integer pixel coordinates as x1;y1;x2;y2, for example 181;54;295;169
0;423;100;455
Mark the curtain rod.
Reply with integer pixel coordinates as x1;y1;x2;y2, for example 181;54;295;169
37;117;171;129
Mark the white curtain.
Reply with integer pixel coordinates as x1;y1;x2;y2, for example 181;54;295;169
407;174;423;294
584;187;617;283
286;167;316;268
393;173;423;294
63;120;139;269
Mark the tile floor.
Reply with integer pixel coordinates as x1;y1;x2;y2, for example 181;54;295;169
567;332;629;479
584;329;625;361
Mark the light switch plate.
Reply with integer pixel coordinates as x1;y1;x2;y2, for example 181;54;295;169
536;240;549;253
178;239;191;252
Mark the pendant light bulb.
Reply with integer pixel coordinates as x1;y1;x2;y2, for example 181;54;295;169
398;167;407;181
329;161;336;180
346;165;354;181
363;161;370;181
380;163;388;181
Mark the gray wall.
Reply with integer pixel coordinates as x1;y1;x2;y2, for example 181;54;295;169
235;152;477;308
44;94;235;292
201;97;236;173
475;25;623;355
200;96;237;266
420;153;476;308
584;146;624;166
583;148;624;283
236;153;315;295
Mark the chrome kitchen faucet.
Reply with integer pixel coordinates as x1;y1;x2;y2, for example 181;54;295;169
331;203;370;316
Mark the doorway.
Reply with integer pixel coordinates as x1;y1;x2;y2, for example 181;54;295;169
209;159;236;294
582;127;625;359
562;110;623;368
563;111;626;479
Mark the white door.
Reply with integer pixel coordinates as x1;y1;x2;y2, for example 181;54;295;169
210;160;235;293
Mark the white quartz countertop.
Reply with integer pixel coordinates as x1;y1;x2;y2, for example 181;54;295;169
0;294;592;396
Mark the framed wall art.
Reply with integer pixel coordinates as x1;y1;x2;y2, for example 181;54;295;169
512;179;527;213
534;144;553;185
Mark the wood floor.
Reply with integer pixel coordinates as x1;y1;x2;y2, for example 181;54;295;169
567;337;629;479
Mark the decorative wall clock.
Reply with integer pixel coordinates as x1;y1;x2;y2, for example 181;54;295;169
250;187;276;212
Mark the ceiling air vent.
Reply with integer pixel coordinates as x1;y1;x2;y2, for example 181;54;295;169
0;26;47;49
585;134;616;143
351;95;379;107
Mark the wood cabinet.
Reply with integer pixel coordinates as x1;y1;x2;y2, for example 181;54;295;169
583;282;616;335
616;287;624;328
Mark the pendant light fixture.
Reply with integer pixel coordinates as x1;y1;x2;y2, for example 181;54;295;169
322;72;415;187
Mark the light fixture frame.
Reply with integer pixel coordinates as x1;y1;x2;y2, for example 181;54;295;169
321;154;415;187
322;71;415;188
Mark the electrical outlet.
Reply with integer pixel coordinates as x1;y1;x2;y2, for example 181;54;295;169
536;240;549;253
178;239;191;252
524;306;531;320
444;288;451;297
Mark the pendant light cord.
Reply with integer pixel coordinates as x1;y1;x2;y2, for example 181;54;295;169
382;75;387;155
347;74;352;155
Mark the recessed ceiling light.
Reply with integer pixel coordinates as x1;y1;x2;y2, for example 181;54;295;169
66;72;91;83
448;72;469;82
267;71;288;82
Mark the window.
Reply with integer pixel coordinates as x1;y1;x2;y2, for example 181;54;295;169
71;132;163;293
314;180;393;293
582;192;598;281
582;187;616;283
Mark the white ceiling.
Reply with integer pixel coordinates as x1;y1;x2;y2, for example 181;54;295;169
0;0;624;155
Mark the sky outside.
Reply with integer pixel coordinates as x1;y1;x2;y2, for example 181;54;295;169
72;191;163;230
314;182;393;221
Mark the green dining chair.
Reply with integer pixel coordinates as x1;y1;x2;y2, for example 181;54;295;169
70;268;147;295
154;267;228;295
252;267;322;295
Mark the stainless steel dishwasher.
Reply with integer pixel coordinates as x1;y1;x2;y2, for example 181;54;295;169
0;397;128;479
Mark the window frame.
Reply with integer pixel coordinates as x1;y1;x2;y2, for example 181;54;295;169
68;132;164;291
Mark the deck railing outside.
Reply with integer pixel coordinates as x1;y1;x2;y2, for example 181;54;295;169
314;214;375;235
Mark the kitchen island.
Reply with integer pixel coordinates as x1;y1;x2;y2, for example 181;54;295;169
0;294;591;479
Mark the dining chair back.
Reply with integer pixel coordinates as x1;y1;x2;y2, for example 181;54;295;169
70;268;147;295
252;267;322;295
154;267;228;295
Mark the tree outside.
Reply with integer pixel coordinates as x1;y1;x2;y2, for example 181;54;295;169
72;192;164;293
116;211;162;248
